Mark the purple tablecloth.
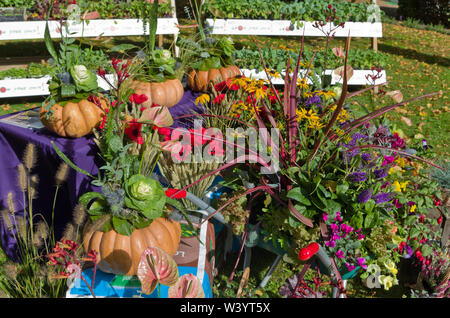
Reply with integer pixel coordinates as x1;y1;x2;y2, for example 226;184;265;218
0;90;200;260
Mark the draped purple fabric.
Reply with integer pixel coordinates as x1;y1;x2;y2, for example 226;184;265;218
0;90;201;259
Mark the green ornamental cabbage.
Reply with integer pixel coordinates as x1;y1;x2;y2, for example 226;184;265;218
70;64;98;92
124;174;166;220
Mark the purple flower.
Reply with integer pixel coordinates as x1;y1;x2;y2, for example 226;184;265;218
322;212;328;222
304;94;322;108
373;192;396;205
357;258;367;269
335;211;342;222
374;167;389;179
336;250;344;258
381;155;395;166
422;139;429;151
325;240;336;248
407;201;415;207
393;198;403;208
357;189;373;204
346;263;356;272
349;171;367;183
361;153;371;162
405;245;413;259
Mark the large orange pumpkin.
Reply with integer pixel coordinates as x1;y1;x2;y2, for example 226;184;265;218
82;217;181;276
40;97;108;138
129;78;184;108
186;65;241;92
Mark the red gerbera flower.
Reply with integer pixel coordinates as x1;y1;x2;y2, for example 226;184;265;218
129;93;149;105
212;93;225;104
124;119;144;144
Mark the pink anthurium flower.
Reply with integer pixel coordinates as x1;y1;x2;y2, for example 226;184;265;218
139;106;174;128
168;274;205;298
137;247;179;295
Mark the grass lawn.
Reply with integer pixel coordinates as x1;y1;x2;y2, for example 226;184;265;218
0;19;448;298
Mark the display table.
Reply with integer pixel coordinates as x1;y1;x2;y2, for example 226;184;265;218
0;90;200;260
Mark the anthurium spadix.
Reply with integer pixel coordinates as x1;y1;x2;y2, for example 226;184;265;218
168;273;205;298
137;247;179;295
138;106;174;128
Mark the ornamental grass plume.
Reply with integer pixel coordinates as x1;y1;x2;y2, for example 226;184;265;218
17;164;27;192
23;143;37;171
54;162;69;186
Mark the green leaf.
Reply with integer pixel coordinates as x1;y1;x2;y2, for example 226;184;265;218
420;245;433;257
44;21;59;65
364;212;378;228
364;199;376;213
51;141;95;179
112;216;134;236
336;183;349;195
79;191;105;208
108;134;123;153
287;187;311;206
110;44;138;53
60;83;76;97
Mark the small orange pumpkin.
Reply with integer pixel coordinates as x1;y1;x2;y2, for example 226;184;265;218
186;65;241;92
82;217;181;276
129;78;184;108
40;97;108;138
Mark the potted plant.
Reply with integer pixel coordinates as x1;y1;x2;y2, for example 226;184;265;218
178;0;241;92
52;52;194;276
39;7;108;138
127;0;184;108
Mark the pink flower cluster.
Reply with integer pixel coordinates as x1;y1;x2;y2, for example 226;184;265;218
323;212;367;272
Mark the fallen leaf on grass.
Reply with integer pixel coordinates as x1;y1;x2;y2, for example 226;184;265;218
401;116;412;126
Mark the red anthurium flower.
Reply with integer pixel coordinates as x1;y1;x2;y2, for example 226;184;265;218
124;119;144;144
129;93;149;105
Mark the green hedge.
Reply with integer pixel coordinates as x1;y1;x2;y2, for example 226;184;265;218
398;0;449;27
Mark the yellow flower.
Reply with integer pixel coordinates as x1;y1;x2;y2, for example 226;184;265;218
392;180;408;192
395;157;407;168
195;93;210;106
378;275;396;290
296;107;319;123
229;76;249;89
410;204;417;213
265;68;281;79
389;166;404;175
316;90;336;100
246;80;268;100
383;259;398;276
308;118;325;130
296;78;309;90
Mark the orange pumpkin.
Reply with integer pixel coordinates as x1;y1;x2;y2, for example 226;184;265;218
186;65;241;92
40;97;108;138
82;217;181;276
129;78;184;108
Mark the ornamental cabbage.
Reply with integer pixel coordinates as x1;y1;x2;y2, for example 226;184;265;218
124;174;166;220
70;64;98;92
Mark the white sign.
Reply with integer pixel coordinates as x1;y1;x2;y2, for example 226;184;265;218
0;74;115;98
206;19;382;38
241;68;386;86
0;18;179;40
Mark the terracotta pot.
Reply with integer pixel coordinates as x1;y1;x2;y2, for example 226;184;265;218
82;217;181;276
